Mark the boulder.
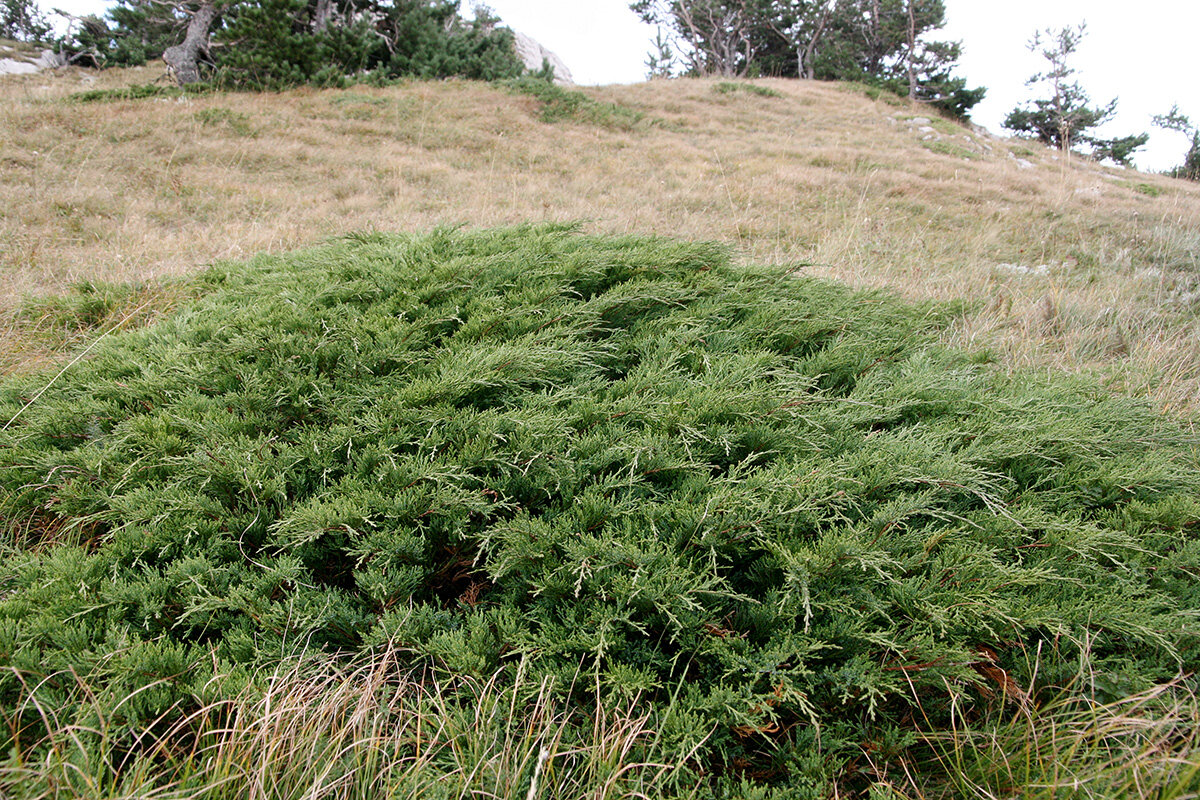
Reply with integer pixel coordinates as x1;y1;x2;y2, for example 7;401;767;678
0;59;39;76
513;32;574;86
35;49;67;69
0;48;65;76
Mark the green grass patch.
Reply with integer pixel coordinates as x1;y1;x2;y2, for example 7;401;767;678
1;226;1198;797
13;279;204;360
330;92;388;107
714;81;781;99
499;76;646;129
922;140;979;160
68;83;215;103
193;107;256;136
17;279;143;333
1129;182;1165;197
843;81;906;106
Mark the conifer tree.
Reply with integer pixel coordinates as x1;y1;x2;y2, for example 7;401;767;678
56;0;525;88
632;0;983;118
1004;23;1146;164
0;0;50;41
1155;105;1200;181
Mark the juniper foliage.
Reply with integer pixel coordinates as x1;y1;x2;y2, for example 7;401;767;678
1;227;1197;794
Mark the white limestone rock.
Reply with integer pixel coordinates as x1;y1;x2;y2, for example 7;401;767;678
513;32;574;86
0;48;65;76
0;59;39;75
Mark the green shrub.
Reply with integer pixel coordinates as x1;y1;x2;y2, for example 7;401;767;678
1;226;1198;795
922;140;978;160
714;81;781;99
68;83;213;103
57;0;526;89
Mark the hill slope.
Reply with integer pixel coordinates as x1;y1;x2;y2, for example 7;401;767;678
1;69;1199;410
1;69;1199;799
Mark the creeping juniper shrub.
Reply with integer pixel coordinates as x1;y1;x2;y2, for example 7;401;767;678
1;226;1198;795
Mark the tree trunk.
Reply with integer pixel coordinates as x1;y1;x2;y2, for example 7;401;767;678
163;1;217;86
906;0;917;99
799;4;831;81
313;0;333;33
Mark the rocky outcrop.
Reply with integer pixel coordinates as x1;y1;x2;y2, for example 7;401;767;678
0;47;65;76
0;59;39;76
513;32;573;86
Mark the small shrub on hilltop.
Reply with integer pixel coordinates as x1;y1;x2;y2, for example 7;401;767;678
714;81;781;98
1;226;1198;796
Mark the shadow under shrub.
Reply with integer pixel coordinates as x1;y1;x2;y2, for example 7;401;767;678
1;225;1198;796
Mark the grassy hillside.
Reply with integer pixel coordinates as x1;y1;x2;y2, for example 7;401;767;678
0;67;1199;798
1;67;1199;411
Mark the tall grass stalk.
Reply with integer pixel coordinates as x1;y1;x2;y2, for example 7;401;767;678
893;668;1200;799
1;646;707;800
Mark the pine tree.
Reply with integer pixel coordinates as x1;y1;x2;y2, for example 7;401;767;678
0;0;50;41
1004;23;1145;163
56;0;525;88
1154;105;1200;181
631;0;984;119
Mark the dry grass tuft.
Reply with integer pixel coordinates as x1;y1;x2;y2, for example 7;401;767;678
1;646;704;799
884;677;1200;800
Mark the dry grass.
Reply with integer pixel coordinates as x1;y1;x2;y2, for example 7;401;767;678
1;646;704;800
2;67;1199;411
883;669;1200;800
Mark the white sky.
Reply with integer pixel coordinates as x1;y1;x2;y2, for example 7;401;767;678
46;0;1198;171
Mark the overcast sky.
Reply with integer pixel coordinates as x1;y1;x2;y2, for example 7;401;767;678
46;0;1197;171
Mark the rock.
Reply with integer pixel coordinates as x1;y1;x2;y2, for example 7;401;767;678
997;263;1050;277
918;126;934;133
513;32;574;86
35;49;66;69
1016;159;1034;169
0;48;65;76
907;116;931;125
0;59;39;76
